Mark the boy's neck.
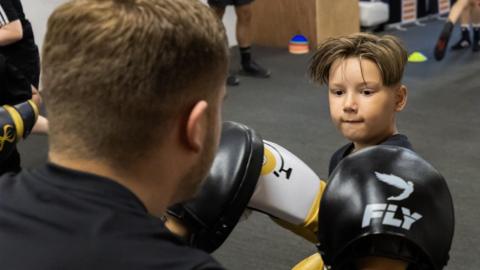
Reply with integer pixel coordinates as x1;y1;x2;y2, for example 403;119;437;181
352;131;399;153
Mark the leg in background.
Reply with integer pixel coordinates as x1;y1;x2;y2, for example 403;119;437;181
235;3;270;78
434;0;473;60
451;9;471;50
471;0;480;51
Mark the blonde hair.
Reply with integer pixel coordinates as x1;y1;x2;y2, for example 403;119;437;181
309;33;408;87
42;0;228;168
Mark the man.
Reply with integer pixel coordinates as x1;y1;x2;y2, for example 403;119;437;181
0;0;228;268
208;0;270;85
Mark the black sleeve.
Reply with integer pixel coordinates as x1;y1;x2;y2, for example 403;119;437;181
193;260;226;270
0;0;19;26
328;143;353;176
0;54;32;105
328;154;337;177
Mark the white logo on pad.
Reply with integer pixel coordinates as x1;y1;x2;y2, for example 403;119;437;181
375;172;414;201
361;172;422;230
361;203;422;229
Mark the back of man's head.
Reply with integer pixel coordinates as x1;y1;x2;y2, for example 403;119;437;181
42;0;228;168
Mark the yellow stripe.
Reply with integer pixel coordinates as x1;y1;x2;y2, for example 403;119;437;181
3;105;24;140
261;147;276;175
292;253;324;270
27;100;40;122
270;180;327;244
301;180;326;229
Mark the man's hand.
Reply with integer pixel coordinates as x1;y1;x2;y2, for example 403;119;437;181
30;86;49;135
31;86;41;108
356;256;408;270
164;214;190;239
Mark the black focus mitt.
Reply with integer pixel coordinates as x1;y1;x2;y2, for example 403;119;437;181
318;145;454;270
167;121;264;253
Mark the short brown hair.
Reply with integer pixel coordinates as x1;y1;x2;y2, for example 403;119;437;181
42;0;228;168
309;33;407;87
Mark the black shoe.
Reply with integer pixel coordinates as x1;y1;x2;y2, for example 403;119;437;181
434;21;454;61
473;29;480;52
226;74;240;86
451;38;471;50
473;40;480;52
241;60;271;78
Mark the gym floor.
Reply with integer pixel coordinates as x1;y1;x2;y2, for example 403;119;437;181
22;2;480;269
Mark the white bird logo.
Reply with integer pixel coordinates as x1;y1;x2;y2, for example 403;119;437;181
374;172;414;201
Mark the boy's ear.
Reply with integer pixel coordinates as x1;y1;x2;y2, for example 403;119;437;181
395;85;408;112
185;100;208;152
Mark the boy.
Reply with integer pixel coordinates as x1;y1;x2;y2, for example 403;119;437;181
292;33;442;270
308;33;411;175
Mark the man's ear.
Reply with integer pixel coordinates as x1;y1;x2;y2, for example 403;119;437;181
395;85;408;112
185;100;209;152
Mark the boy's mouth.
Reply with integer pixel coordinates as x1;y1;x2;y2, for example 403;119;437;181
341;119;363;124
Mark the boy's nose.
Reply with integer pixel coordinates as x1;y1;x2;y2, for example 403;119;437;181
343;93;358;113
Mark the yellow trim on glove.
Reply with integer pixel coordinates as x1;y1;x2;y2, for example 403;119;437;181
2;105;24;140
301;180;326;230
271;180;327;243
292;253;324;270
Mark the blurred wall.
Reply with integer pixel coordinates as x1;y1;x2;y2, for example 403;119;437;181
23;0;238;50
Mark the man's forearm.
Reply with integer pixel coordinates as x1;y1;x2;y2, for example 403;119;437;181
0;20;23;46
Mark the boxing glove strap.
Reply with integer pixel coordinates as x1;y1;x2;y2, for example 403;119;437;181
2;105;23;140
14;100;39;139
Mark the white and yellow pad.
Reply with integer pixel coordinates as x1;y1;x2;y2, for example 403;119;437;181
248;140;326;243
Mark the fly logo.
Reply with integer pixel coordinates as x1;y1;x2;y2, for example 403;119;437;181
361;172;422;230
361;203;422;229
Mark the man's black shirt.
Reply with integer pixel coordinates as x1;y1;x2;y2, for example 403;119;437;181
328;134;413;176
0;163;225;269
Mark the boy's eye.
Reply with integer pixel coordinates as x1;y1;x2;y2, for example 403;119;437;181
330;89;344;96
361;89;374;96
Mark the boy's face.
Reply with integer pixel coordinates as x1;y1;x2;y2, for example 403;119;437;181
328;57;406;148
